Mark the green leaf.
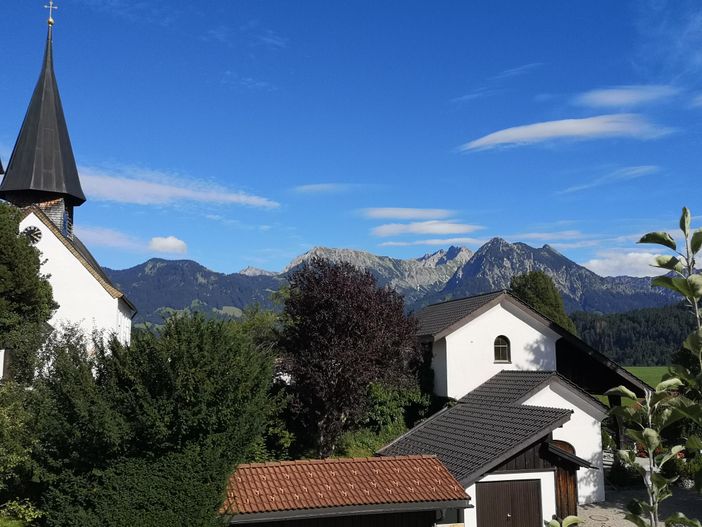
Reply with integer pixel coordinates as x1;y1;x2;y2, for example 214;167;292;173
639;231;677;250
692;228;702;255
684;329;702;354
687;435;702;451
605;385;638;401
643;428;661;451
665;513;702;527
653;255;683;272
562;516;583;527
689;274;702;298
624;513;648;527
652;276;694;298
546;520;560;527
681;207;692;237
656;377;683;393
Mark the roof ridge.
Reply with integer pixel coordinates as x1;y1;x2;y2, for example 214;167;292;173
237;454;439;469
423;289;507;308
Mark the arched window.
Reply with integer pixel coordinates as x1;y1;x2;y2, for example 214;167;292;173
494;335;511;363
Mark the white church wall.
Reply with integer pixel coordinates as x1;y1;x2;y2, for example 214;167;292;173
21;213;130;345
522;380;606;503
440;301;559;399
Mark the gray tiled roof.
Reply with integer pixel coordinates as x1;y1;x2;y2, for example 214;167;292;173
458;370;608;413
378;397;571;484
416;291;505;337
458;370;556;406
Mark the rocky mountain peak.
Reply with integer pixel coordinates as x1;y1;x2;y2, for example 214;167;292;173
239;266;277;277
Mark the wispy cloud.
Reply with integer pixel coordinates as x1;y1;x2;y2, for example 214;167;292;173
692;94;702;107
556;165;659;195
372;221;483;237
80;165;279;209
221;71;277;92
451;88;502;103
511;230;587;241
362;208;455;220
256;29;288;49
379;237;484;247
574;85;679;108
149;236;188;254
461;114;672;151
74;226;143;251
490;62;544;80
583;250;667;277
293;183;356;194
635;0;702;78
74;0;176;26
452;63;541;104
75;226;187;254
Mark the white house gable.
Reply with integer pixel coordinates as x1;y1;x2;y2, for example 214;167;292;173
20;211;133;344
521;378;607;504
433;299;560;398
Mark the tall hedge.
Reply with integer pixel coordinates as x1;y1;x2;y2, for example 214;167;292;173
23;315;274;527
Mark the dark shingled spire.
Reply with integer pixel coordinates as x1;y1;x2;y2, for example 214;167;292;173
0;24;86;206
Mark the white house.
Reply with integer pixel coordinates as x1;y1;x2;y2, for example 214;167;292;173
0;21;135;379
379;290;647;525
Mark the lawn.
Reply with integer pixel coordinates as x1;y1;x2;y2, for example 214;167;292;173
625;366;669;388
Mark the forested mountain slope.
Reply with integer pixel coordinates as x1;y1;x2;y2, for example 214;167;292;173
572;303;696;366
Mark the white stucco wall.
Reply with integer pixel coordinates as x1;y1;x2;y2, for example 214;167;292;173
20;213;131;345
434;301;559;398
463;471;557;527
522;380;606;503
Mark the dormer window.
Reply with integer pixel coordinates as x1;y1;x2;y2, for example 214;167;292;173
494;336;511;363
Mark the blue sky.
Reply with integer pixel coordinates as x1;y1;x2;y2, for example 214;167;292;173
1;0;701;276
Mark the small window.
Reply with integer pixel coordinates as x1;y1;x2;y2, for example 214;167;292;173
494;336;511;363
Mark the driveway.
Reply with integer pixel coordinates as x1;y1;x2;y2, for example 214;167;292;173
579;488;702;527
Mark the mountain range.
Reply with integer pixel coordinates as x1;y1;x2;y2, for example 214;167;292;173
104;238;677;325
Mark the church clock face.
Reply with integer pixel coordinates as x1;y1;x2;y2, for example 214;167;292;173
22;226;42;245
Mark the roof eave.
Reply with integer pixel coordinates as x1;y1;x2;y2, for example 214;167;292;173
225;498;472;524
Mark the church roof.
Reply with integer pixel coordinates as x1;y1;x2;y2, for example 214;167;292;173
0;25;86;206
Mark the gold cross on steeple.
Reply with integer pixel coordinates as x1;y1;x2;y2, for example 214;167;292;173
45;0;58;26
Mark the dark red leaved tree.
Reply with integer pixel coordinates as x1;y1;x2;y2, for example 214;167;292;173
280;257;420;457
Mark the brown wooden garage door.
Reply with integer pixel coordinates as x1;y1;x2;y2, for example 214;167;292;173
476;479;542;527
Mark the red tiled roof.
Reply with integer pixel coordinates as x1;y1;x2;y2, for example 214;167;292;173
221;455;468;517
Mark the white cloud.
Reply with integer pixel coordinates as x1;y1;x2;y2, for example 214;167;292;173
362;208;454;220
583;250;667;277
461;114;672;151
379;237;484;247
293;183;353;194
74;226;143;251
574;85;679;108
557;165;659;195
372;221;483;237
80;165;279;209
76;226;188;255
692;94;702;107
148;236;188;254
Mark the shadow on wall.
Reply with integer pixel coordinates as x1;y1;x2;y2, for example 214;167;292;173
578;450;605;504
515;336;557;372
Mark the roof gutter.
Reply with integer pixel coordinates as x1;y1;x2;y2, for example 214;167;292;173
225;499;473;524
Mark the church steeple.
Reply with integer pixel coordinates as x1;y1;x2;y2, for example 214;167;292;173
0;16;86;236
